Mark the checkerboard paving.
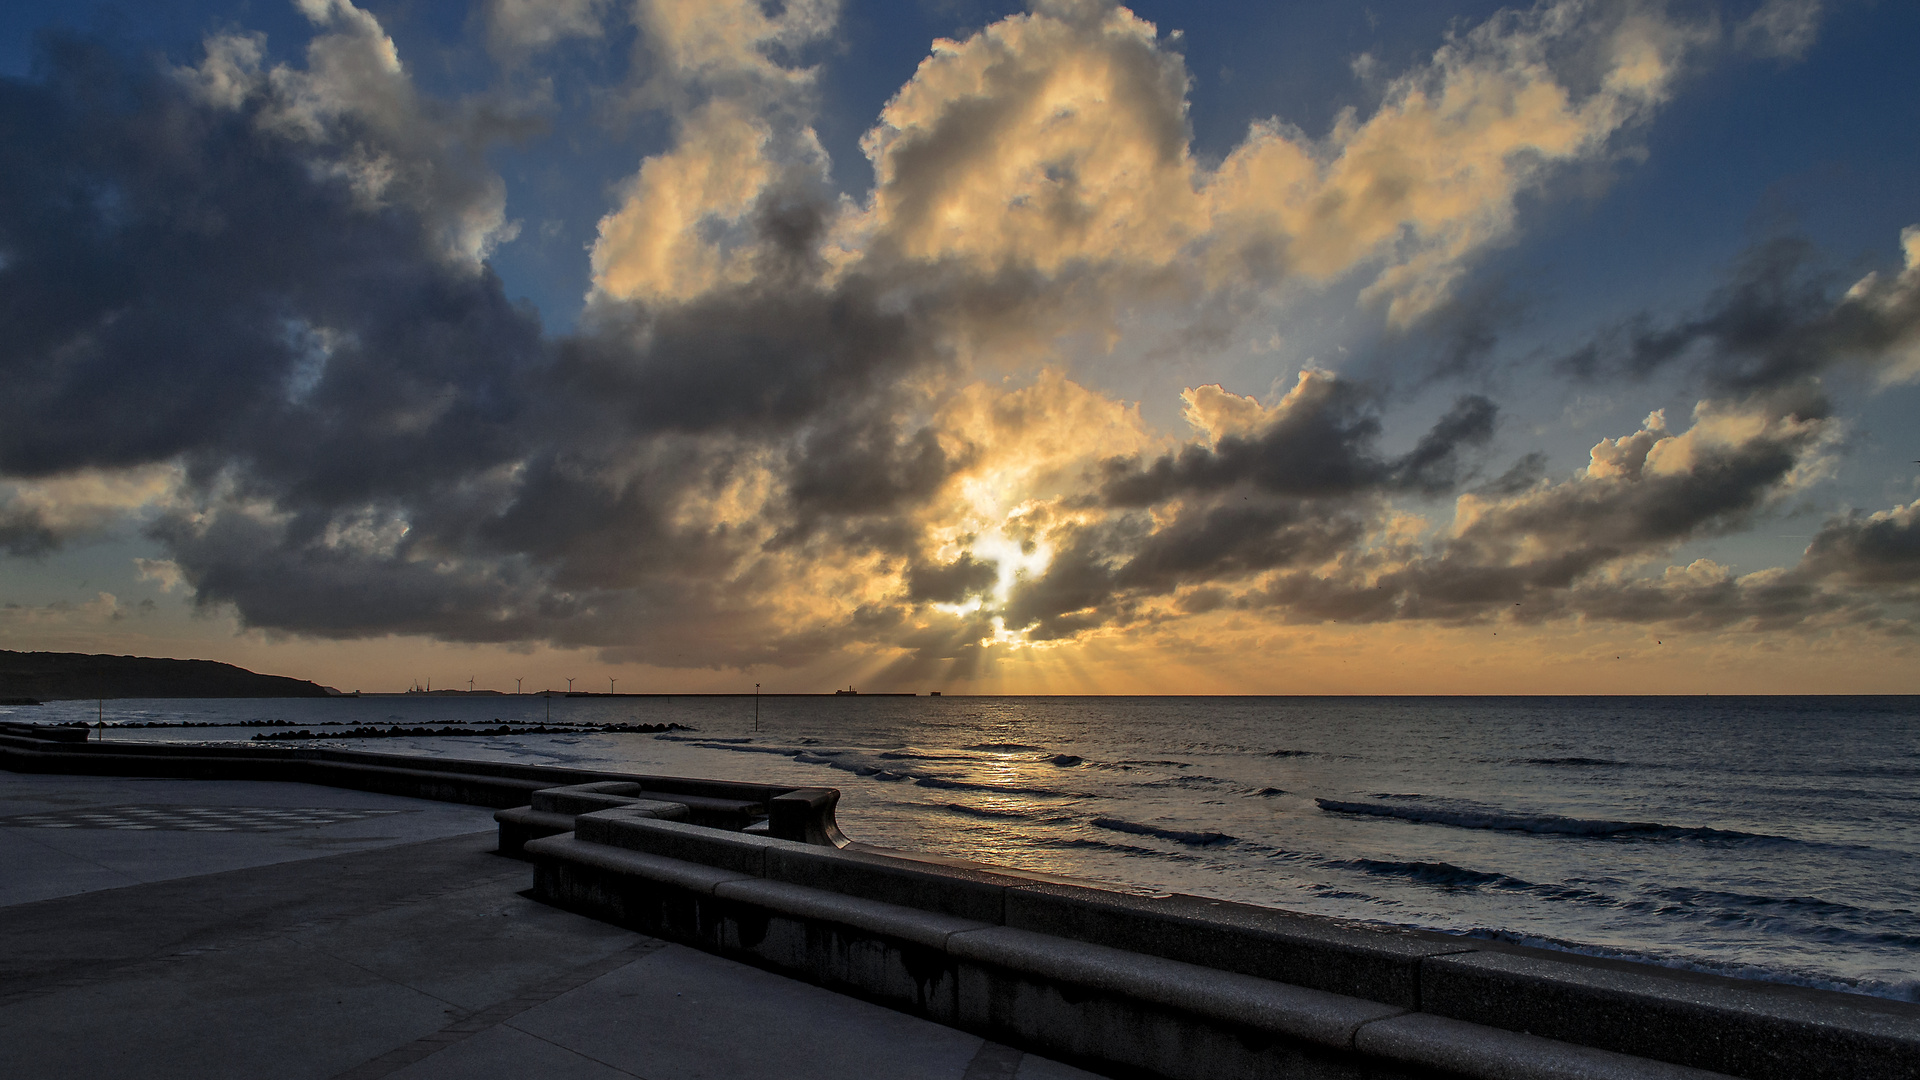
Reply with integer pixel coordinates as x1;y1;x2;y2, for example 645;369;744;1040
0;805;406;832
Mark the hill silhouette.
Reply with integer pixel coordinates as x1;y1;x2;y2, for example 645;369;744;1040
0;650;332;701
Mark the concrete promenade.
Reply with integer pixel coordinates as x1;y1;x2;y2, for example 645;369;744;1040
0;770;1101;1080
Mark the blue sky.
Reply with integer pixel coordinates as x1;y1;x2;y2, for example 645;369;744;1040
0;0;1915;693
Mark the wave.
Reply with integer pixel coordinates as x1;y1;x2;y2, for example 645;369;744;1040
1337;858;1621;906
937;802;1043;821
1048;754;1084;767
1132;774;1241;790
1314;798;1791;843
1521;757;1635;768
965;742;1046;752
1035;836;1191;860
1651;886;1891;919
1342;857;1521;890
1251;787;1287;797
1449;928;1920;1003
680;740;798;755
911;775;1082;798
1266;749;1316;758
877;749;972;762
1091;817;1236;847
1626;888;1920;949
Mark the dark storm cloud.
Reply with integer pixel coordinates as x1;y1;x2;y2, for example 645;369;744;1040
998;531;1132;642
0;35;541;495
1100;376;1498;507
987;374;1493;641
1111;503;1366;593
905;553;999;604
1559;570;1847;631
0;507;58;558
1801;502;1920;586
997;495;1371;640
557;277;926;438
0;32;973;662
1558;235;1920;391
1447;410;1821;570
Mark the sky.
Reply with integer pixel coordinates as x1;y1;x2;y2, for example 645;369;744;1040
0;0;1916;695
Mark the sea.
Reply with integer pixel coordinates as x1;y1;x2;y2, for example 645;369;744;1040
8;694;1918;1002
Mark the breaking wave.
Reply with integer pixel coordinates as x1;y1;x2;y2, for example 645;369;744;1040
1091;817;1236;847
1314;799;1791;843
965;742;1046;752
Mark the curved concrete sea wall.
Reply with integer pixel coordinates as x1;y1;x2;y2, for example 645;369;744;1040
0;723;832;840
4;723;1914;1080
526;811;1918;1080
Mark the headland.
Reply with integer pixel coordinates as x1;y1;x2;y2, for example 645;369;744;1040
0;649;333;701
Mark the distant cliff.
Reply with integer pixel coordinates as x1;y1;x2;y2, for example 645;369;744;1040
0;651;333;700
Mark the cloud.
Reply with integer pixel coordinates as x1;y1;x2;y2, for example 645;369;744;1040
1561;226;1920;390
483;0;612;58
0;592;128;628
1207;1;1706;324
1099;371;1498;505
588;0;838;303
0;23;544;487
1801;500;1920;587
855;3;1199;275
189;0;531;267
1735;0;1822;61
839;0;1703;332
0;467;184;556
134;558;188;593
990;386;1868;641
0;2;1905;685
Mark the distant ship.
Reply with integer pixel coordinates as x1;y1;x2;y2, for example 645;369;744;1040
834;686;858;695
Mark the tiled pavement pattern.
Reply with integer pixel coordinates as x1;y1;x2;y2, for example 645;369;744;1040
0;814;1106;1079
0;804;404;832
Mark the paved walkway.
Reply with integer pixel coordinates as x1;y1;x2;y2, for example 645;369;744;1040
0;770;1103;1080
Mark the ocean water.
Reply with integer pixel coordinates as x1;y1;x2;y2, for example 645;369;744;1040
9;694;1918;1001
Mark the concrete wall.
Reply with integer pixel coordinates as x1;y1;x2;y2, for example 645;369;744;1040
528;812;1920;1080
0;728;821;827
